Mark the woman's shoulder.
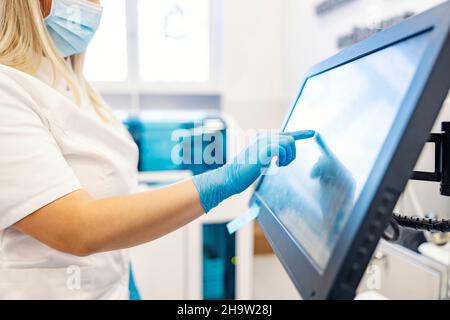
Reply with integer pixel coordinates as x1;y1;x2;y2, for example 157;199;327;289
0;64;38;100
0;63;61;124
0;63;45;87
0;63;69;105
0;63;46;95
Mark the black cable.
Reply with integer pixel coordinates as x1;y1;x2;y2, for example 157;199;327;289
392;213;450;233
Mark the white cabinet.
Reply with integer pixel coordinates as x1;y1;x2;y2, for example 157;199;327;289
130;227;185;299
130;171;254;300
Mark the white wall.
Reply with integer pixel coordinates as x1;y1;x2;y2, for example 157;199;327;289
221;0;287;131
281;0;445;99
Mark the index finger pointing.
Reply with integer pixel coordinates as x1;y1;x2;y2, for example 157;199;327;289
285;130;316;141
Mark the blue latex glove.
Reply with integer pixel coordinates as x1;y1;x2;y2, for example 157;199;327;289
193;130;315;213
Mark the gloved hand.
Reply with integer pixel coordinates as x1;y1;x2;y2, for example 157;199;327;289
193;130;315;213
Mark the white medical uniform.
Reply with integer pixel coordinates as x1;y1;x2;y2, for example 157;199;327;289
0;59;139;299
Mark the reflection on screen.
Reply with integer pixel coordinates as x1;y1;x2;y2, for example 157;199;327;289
257;32;431;271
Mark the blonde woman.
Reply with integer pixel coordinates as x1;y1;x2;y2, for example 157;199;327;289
0;0;311;299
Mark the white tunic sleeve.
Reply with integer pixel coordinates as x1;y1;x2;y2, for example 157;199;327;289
0;74;82;230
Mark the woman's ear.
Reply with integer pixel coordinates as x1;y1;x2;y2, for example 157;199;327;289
40;0;52;17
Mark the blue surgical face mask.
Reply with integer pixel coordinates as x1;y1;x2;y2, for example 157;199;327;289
45;0;103;58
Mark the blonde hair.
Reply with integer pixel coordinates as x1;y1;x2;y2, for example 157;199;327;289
0;0;110;121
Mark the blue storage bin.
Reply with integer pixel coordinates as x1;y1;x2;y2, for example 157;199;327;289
141;121;194;172
124;117;227;174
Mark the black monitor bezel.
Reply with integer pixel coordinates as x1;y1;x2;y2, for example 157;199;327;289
251;1;450;300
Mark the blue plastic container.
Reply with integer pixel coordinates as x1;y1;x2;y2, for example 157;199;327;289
124;117;227;174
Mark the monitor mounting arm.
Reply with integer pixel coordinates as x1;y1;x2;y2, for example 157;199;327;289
410;121;450;196
384;122;450;240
